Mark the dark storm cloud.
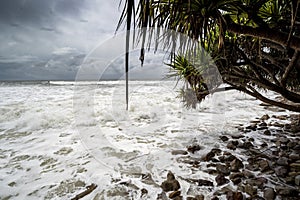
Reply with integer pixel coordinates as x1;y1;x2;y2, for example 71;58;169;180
0;0;167;80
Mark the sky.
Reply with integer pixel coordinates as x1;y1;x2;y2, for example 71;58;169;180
0;0;168;80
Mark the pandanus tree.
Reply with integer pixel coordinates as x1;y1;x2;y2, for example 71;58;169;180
117;0;300;112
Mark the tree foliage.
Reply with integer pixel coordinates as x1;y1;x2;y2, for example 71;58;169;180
118;0;300;112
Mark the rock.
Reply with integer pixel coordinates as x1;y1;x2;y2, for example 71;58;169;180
290;162;300;172
169;190;181;199
276;157;289;166
229;172;244;180
227;140;239;150
157;192;168;200
263;188;276;200
216;164;231;176
187;144;201;153
244;184;257;196
242;170;254;178
258;159;270;172
295;175;300;185
275;166;289;177
246;124;257;131
211;197;219;200
226;191;243;200
220;136;229;142
259;122;268;127
231;178;241;185
240;141;253;149
261;114;270;120
287;141;298;149
202;151;215;161
198;179;214;187
289;152;300;160
195;194;204;200
275;186;299;197
211;148;222;155
264;130;271;135
161;171;180;192
230;158;244;172
141;188;148;197
171;150;188;155
246;177;267;189
279;137;289;144
215;174;229;186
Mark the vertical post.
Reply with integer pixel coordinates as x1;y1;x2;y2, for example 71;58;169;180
125;0;133;110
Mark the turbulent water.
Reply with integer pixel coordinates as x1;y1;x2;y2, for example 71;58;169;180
0;80;293;199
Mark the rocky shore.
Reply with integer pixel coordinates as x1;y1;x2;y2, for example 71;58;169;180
164;114;300;200
96;114;300;200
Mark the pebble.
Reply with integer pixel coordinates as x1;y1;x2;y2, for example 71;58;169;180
169;190;181;199
295;175;300;185
161;171;181;192
263;188;276;200
197;179;213;187
171;150;188;155
230;158;244;172
226;191;243;200
216;164;231;176
215;174;229;186
276;157;289;166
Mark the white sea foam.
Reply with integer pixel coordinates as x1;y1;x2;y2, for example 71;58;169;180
0;81;292;199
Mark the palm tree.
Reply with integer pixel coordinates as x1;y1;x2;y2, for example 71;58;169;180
117;0;300;112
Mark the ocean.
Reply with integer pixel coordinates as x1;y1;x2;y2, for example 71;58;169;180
0;80;292;199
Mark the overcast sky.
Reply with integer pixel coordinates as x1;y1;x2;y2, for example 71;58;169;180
0;0;168;80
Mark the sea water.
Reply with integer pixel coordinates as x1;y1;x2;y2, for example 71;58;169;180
0;80;291;199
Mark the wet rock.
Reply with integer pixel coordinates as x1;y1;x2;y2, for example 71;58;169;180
211;148;222;155
276;157;289;166
244;184;257;196
263;130;271;136
295;175;300;185
195;194;205;200
259;122;268;127
215;174;229;186
230;158;244;172
261;114;270;120
290;162;300;172
187;144;201;153
227;140;239;150
231;134;245;139
242;170;254;178
157;192;168;200
289;152;300;161
246;124;257;131
274;166;289;177
263;188;276;200
171;150;188;155
216;164;231;176
161;171;180;192
198;179;214;187
240;141;254;149
245;177;267;189
229;172;244;180
202;151;215;161
258;159;270;172
169;190;181;199
275;186;299;197
226;191;243;200
279;137;289;144
231;178;241;185
220;136;229;142
211;196;219;200
186;195;204;200
141;188;148;197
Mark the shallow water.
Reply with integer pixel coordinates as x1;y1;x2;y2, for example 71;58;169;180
0;80;292;199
